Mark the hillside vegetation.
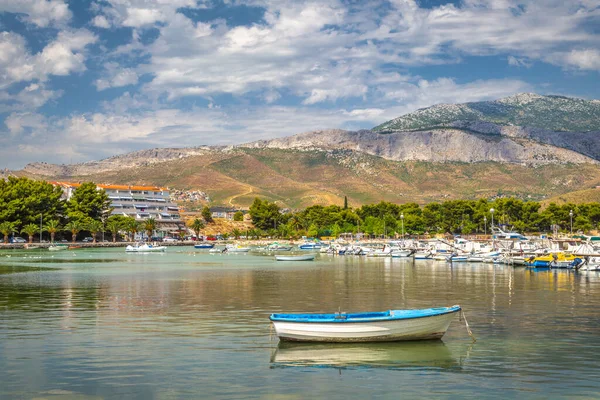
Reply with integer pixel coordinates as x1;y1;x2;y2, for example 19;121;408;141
374;93;600;132
19;147;600;209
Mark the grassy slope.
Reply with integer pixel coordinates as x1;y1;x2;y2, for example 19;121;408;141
27;148;600;208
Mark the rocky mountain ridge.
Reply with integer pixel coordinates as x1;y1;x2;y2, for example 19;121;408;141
16;93;600;179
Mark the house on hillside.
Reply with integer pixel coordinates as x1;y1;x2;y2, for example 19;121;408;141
210;206;244;220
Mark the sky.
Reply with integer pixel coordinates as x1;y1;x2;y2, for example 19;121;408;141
0;0;599;169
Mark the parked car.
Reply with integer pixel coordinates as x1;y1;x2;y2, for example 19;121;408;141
82;237;94;242
162;237;178;243
10;236;26;243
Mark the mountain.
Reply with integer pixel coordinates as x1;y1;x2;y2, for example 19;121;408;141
244;94;600;164
9;93;600;208
373;93;600;133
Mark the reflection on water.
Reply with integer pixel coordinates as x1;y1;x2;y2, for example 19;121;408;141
1;249;600;398
271;340;461;370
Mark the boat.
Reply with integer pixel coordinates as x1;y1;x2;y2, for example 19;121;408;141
125;243;167;253
298;242;322;250
48;244;68;251
525;252;579;268
194;243;215;249
267;242;293;251
275;254;316;261
269;305;461;342
391;249;414;258
413;251;434;260
225;244;251;252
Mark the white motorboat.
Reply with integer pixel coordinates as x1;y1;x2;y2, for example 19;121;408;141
275;254;316;261
226;244;251;252
269;305;461;342
125;243;167;252
48;244;68;251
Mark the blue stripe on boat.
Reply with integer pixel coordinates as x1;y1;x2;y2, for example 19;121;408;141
269;305;461;323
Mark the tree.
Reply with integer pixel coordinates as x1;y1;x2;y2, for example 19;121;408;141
189;218;205;239
344;196;348;209
143;218;157;240
21;223;39;244
87;220;104;243
66;182;112;224
64;220;84;243
124;217;141;241
0;177;64;228
44;220;61;243
231;228;242;239
105;219;122;243
0;221;16;243
307;223;319;238
233;211;244;221
202;206;213;223
248;198;281;230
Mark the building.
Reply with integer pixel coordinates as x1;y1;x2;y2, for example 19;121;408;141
53;182;183;234
210;206;242;220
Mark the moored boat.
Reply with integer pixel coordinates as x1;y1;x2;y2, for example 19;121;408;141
525;252;579;268
226;244;251;252
125;243;167;252
269;305;461;342
194;243;215;249
275;254;316;261
48;244;68;251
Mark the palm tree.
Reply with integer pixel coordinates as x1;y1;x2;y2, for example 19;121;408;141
64;220;84;243
189;218;205;239
143;218;157;241
231;228;241;240
87;220;104;243
21;224;39;244
0;221;16;243
124;218;141;242
106;220;122;243
44;220;61;243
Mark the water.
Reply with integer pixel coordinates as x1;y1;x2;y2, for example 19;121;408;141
1;248;600;399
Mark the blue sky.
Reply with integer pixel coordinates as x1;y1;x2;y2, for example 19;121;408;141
0;0;599;168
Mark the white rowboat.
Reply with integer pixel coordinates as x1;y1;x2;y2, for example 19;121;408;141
269;305;461;342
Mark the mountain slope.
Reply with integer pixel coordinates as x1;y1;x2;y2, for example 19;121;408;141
10;93;600;208
15;147;600;208
373;93;600;133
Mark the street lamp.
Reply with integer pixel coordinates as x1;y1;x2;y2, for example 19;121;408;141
490;208;495;230
400;213;405;241
569;209;573;236
484;216;487;236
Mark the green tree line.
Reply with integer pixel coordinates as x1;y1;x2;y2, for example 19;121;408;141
247;197;600;239
0;177;155;243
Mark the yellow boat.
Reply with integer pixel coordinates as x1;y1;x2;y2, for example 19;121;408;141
526;252;579;268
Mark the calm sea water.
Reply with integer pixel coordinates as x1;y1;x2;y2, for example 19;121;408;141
1;247;599;399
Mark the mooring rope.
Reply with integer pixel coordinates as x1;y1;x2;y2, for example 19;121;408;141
461;309;477;343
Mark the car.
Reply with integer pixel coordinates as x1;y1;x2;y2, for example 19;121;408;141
162;237;178;243
82;237;94;242
10;236;26;243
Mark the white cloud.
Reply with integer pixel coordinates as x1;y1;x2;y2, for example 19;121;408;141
0;30;97;89
92;15;111;29
548;49;600;71
0;77;532;168
95;62;139;91
120;0;598;108
0;0;71;27
4;112;48;137
508;56;532;68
